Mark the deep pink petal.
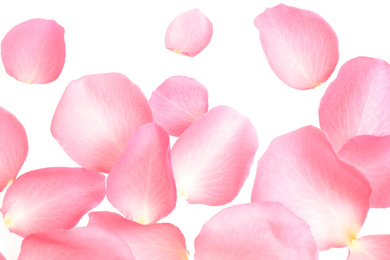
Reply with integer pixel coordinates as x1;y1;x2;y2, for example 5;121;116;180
338;135;390;208
51;73;153;173
165;9;213;57
252;126;371;250
1;167;105;237
18;227;134;260
347;235;390;260
149;76;208;136
319;57;390;151
0;107;28;192
194;202;319;260
1;18;65;84
171;105;258;206
88;211;189;260
254;4;338;90
106;123;176;224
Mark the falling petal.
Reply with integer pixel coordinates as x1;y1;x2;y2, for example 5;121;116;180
347;235;390;260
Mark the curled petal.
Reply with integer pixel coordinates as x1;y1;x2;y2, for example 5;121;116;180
319;57;390;151
106;123;176;224
165;9;213;57
1;167;105;237
51;73;153;173
1;18;65;84
0;107;28;192
347;235;390;260
254;4;338;90
149;76;208;136
172;106;258;206
252;126;371;250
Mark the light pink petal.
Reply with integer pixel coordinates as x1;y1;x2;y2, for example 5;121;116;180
88;211;188;260
106;123;176;224
347;235;390;260
338;135;390;208
0;252;5;260
1;167;105;237
0;107;28;192
18;227;135;260
194;202;318;260
165;9;213;57
1;18;65;84
252;126;371;250
319;57;390;151
51;73;153;173
171;105;258;206
254;4;338;90
149;76;208;136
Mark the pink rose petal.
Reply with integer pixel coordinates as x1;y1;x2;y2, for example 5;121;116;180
254;4;338;90
0;107;28;192
347;235;390;260
165;9;213;57
171;105;258;206
1;167;105;237
106;123;176;224
88;211;189;260
18;227;135;260
319;57;390;151
252;126;371;250
1;18;65;84
51;73;153;173
0;252;5;260
149;76;208;136
194;202;319;260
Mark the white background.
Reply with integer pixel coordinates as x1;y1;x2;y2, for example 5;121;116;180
1;0;390;259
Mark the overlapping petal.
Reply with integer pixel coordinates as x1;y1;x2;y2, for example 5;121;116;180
165;9;213;57
106;123;176;224
1;167;105;237
319;57;390;151
88;211;188;260
1;18;65;84
149;76;208;136
51;73;153;173
254;4;338;90
171;105;258;205
347;235;390;260
0;107;28;192
252;126;371;250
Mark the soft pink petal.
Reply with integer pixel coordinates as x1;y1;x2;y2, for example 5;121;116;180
338;135;390;208
1;18;65;84
347;235;390;260
252;126;371;250
106;123;176;224
0;107;28;192
51;73;153;173
18;227;134;260
0;252;5;260
165;9;213;57
149;76;208;136
1;167;105;237
171;105;258;206
319;57;390;151
88;211;188;260
254;4;338;90
194;202;318;260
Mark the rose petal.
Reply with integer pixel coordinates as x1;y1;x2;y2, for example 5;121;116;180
319;57;390;151
88;211;189;260
0;252;5;260
171;105;258;206
252;126;371;250
0;107;28;192
1;18;65;84
347;235;390;260
194;202;319;260
1;167;105;237
18;227;134;260
106;123;176;224
149;76;208;136
165;9;213;57
254;4;338;90
51;73;153;173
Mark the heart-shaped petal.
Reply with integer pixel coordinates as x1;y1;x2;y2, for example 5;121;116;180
347;235;390;260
